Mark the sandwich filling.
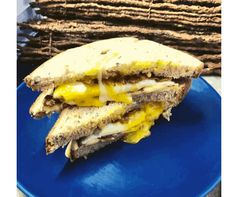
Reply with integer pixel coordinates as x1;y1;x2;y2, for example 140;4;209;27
53;79;176;107
65;102;164;158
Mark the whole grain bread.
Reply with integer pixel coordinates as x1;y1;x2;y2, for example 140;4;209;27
29;88;64;118
24;37;203;91
45;79;191;154
46;102;137;154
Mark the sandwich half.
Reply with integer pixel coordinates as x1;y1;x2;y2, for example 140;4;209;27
24;37;203;161
46;79;191;155
54;80;191;161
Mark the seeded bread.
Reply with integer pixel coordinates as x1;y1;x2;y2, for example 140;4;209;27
24;37;203;91
45;102;138;154
29;88;64;118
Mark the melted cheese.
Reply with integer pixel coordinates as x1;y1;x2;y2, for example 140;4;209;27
85;51;120;103
81;102;164;145
123;123;151;144
53;79;175;107
123;103;163;143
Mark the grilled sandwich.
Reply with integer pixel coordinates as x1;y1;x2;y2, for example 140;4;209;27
24;37;203;161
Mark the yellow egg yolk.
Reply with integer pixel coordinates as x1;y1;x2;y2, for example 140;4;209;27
53;82;132;107
123;102;164;143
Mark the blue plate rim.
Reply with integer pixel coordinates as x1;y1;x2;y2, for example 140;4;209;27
17;77;221;197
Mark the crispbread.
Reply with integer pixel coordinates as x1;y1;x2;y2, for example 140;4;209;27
24;37;203;91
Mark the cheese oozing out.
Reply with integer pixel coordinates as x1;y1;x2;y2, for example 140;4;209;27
80;102;164;145
53;79;176;107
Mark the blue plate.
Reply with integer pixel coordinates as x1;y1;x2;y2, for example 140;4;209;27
17;78;221;197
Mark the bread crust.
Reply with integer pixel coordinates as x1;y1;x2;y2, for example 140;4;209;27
68;134;123;162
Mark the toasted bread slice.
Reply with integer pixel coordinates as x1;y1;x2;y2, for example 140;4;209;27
46;102;137;154
24;37;203;91
45;80;191;154
29;88;64;118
